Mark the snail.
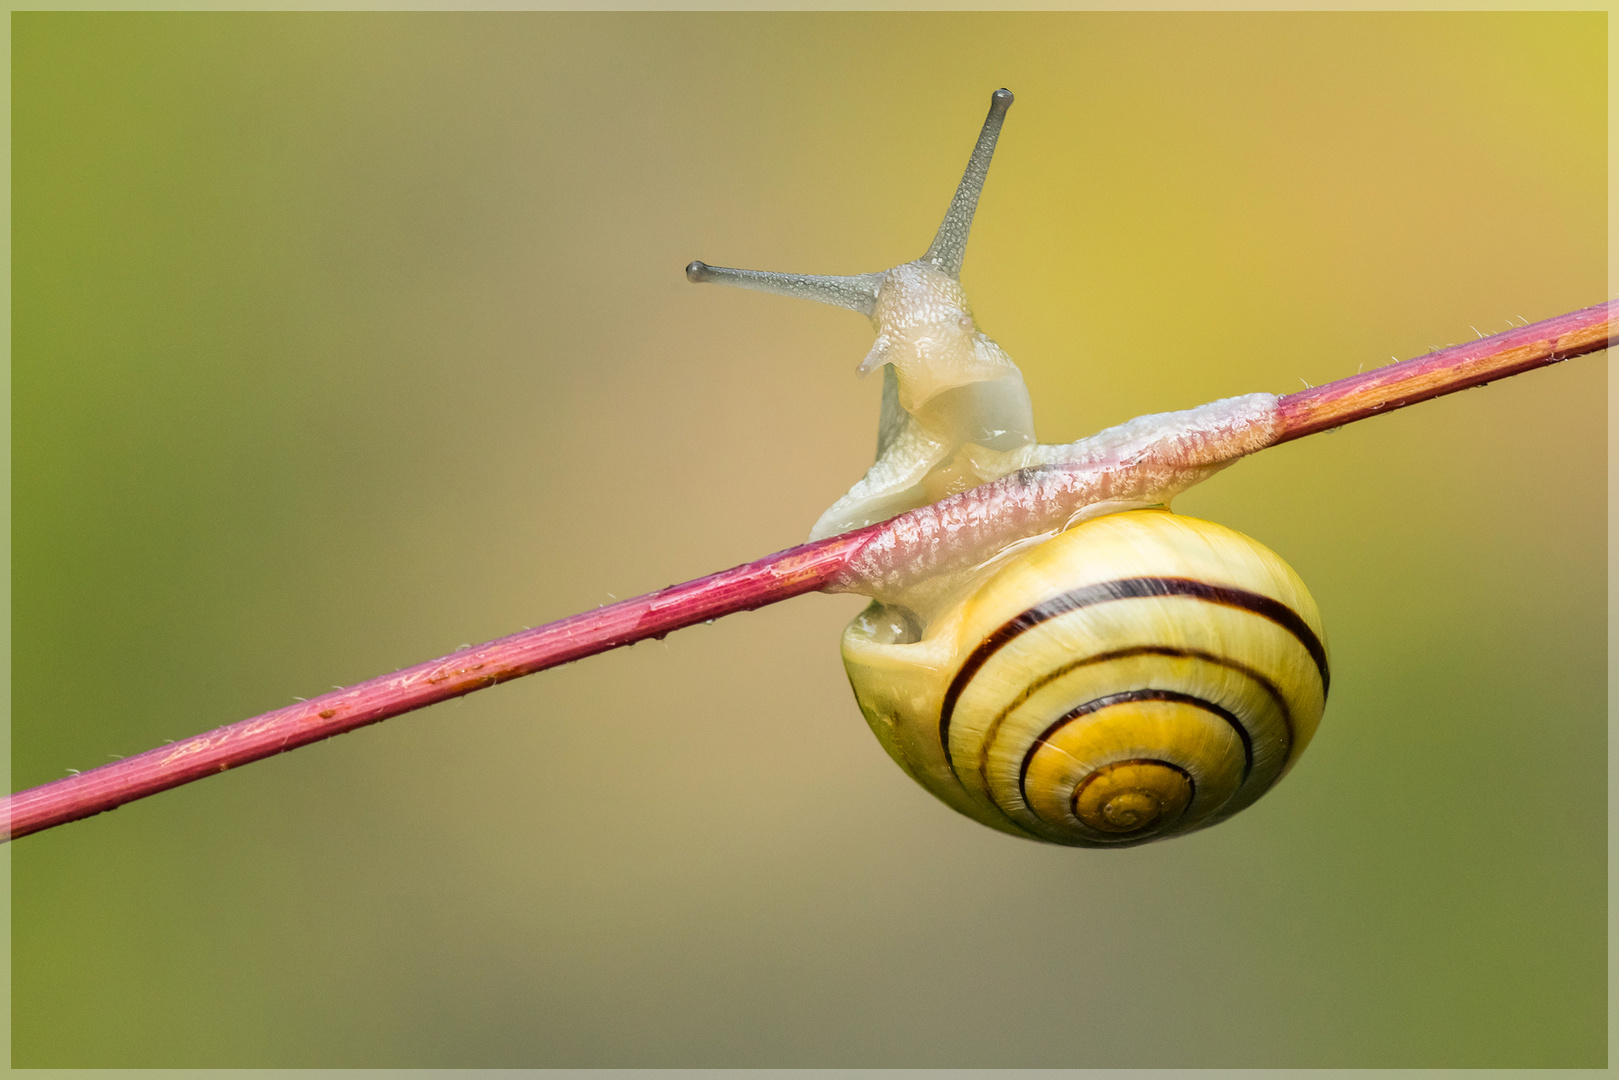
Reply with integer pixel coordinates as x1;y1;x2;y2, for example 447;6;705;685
689;89;1329;847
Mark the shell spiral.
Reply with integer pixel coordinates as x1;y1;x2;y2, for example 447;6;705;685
842;510;1329;847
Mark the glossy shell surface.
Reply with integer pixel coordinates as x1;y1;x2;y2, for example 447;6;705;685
842;509;1329;847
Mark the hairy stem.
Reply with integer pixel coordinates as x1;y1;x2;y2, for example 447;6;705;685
6;300;1611;841
1274;301;1613;442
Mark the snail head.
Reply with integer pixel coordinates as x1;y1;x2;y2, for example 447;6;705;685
686;88;1020;415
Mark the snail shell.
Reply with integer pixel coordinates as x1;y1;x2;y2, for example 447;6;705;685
842;509;1329;847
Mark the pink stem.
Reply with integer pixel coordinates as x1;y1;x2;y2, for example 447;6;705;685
1274;300;1613;441
6;300;1612;841
5;526;882;840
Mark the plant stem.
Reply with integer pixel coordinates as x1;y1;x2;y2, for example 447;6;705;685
1273;301;1612;441
6;300;1611;841
5;526;883;841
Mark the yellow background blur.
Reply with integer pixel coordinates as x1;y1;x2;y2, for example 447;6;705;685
13;12;1605;1067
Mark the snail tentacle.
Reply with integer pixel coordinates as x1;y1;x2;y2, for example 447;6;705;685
683;261;882;316
923;87;1013;279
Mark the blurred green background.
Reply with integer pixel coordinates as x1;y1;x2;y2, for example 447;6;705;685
13;12;1605;1067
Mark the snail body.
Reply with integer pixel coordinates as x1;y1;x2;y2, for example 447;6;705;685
688;90;1329;846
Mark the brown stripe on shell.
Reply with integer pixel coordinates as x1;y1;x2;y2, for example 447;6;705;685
972;646;1293;800
938;576;1328;771
1015;690;1242;814
1069;757;1196;835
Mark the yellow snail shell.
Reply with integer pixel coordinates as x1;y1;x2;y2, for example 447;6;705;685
842;509;1329;847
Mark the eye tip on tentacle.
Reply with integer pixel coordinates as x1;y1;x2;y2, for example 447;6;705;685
685;260;711;283
992;87;1013;109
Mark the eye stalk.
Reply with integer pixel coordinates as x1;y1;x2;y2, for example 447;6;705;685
686;89;1038;541
684;260;881;317
924;86;1013;279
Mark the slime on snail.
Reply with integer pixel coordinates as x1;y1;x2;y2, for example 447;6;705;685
688;89;1326;847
